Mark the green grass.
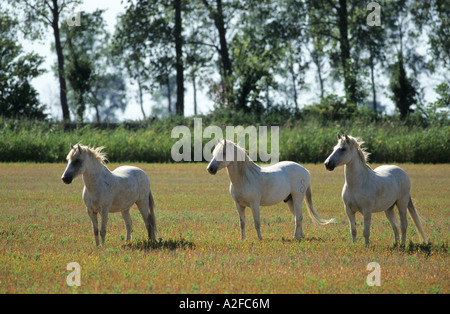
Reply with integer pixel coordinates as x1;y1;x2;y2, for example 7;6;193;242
0;163;448;293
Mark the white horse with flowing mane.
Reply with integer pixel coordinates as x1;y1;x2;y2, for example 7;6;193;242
324;134;427;246
61;144;157;246
207;140;334;240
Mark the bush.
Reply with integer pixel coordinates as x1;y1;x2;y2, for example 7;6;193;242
1;116;448;164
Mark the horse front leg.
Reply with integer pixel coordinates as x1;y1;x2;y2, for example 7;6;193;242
99;208;109;246
234;201;246;240
250;203;262;240
345;205;357;243
87;208;99;246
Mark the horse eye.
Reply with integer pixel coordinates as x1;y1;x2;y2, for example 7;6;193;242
72;159;81;166
340;147;346;151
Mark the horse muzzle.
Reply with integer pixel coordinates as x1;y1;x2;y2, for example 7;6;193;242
206;165;217;175
61;175;73;184
324;160;335;171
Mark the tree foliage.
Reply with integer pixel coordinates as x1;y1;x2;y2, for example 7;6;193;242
61;10;126;122
7;0;450;121
0;9;46;119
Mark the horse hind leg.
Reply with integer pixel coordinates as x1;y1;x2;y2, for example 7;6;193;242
136;195;157;241
396;199;409;246
287;196;304;240
121;209;133;242
384;205;399;246
407;197;428;243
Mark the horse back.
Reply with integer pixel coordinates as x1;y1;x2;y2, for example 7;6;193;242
113;164;149;183
372;165;411;207
373;165;410;189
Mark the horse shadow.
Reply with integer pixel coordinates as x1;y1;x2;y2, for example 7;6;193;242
123;237;195;251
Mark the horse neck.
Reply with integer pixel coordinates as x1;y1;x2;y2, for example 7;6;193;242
82;157;110;192
344;152;371;188
226;157;260;187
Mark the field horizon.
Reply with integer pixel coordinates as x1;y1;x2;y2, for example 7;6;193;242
0;162;448;293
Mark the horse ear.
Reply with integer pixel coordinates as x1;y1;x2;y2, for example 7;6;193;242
344;134;349;142
70;144;74;150
77;144;82;153
337;134;341;140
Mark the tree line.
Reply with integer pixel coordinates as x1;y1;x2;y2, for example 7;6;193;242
1;0;449;122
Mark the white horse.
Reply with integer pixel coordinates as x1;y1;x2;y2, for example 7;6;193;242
61;144;157;246
207;140;334;240
324;134;427;246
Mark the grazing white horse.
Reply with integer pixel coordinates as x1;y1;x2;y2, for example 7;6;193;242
207;140;334;240
324;134;427;246
61;144;157;246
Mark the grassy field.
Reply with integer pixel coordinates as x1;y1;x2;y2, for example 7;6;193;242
0;162;448;293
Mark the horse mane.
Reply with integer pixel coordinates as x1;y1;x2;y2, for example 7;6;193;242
340;136;371;167
232;141;261;175
216;140;260;177
69;144;108;165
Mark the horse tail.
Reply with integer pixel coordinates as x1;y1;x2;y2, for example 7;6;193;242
407;197;428;243
305;185;335;226
148;190;158;240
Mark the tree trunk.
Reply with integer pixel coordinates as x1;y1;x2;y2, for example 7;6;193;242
336;0;357;104
174;0;184;116
201;0;233;107
51;0;70;122
289;59;298;108
310;43;325;100
167;73;172;114
193;73;198;115
136;62;146;120
209;0;232;79
317;56;324;100
369;49;377;112
93;101;101;123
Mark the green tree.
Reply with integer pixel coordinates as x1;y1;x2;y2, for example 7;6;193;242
0;8;46;119
411;0;450;73
197;0;291;112
197;0;236;108
306;0;372;106
384;0;425;119
14;0;82;122
231;1;286;111
65;32;92;123
115;0;187;117
61;10;126;122
389;52;417;119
